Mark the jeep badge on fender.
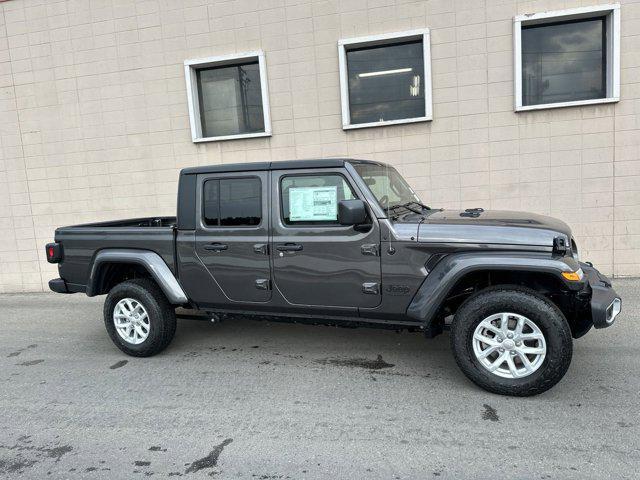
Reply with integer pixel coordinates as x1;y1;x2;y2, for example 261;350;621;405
385;285;411;295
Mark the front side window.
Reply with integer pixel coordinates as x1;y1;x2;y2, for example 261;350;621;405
338;30;432;129
280;174;355;226
185;52;271;142
203;177;261;227
514;5;620;111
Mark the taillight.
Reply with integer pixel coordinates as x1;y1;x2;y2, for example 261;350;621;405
46;242;62;263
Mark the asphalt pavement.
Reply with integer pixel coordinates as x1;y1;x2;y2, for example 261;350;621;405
1;280;639;479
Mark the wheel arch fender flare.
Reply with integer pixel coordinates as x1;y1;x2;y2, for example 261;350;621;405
86;249;188;304
406;252;580;327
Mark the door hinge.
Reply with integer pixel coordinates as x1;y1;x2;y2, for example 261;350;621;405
362;282;380;295
255;278;271;290
253;243;269;255
361;244;379;256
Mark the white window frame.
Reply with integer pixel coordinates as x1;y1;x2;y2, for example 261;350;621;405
513;4;620;112
338;29;433;130
184;51;272;143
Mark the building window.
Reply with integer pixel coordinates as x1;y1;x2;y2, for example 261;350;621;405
203;177;262;227
514;4;620;111
184;52;271;142
338;29;432;130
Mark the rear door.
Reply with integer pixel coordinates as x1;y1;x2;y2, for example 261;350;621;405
195;172;271;303
270;168;382;309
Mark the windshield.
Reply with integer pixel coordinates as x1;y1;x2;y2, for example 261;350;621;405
351;162;423;211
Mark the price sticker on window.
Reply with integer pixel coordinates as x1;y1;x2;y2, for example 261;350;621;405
289;186;338;221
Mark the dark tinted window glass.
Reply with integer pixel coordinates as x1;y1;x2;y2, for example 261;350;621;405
197;61;265;137
522;18;606;106
203;180;219;226
220;178;261;226
203;178;261;227
346;40;425;124
281;175;355;226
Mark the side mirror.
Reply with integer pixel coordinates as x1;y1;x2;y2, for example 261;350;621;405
338;199;367;225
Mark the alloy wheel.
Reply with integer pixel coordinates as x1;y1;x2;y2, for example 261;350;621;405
472;312;547;379
113;298;150;345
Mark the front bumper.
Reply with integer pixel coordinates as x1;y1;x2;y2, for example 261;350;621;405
581;263;622;329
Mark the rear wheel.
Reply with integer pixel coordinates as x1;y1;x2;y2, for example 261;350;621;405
104;278;176;357
450;286;572;396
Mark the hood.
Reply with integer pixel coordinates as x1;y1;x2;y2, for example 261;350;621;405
400;209;572;247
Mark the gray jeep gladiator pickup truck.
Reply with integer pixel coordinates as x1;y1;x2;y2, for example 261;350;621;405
47;158;621;396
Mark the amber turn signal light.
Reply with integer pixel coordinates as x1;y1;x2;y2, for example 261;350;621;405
561;269;584;281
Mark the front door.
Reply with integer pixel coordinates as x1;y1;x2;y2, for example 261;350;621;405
271;168;381;309
195;172;271;303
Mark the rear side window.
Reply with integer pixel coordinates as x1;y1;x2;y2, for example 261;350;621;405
203;177;261;227
280;174;355;226
203;179;220;225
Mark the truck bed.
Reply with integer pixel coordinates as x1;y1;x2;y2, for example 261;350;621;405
54;217;178;290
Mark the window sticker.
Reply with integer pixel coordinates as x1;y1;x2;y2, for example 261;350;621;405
289;186;338;221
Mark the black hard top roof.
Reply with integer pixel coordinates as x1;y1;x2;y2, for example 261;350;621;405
180;158;384;176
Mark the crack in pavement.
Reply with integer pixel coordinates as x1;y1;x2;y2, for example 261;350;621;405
7;344;37;358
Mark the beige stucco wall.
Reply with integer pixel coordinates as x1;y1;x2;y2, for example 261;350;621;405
0;0;639;293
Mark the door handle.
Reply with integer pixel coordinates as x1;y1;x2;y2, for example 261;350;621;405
204;243;228;251
276;243;303;252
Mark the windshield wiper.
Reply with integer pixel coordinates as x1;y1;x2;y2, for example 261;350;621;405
384;201;431;215
405;200;431;211
384;202;423;215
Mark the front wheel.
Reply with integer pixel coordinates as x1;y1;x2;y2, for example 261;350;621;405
104;278;177;357
450;286;573;396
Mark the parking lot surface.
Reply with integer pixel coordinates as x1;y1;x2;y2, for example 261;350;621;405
1;280;639;479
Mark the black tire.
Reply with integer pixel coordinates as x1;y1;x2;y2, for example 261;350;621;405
104;278;177;357
450;286;572;396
